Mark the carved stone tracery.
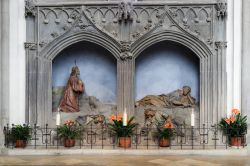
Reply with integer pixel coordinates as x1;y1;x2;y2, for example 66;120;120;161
25;0;227;127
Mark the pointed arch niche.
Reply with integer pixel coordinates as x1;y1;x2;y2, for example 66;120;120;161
52;41;117;105
134;41;200;125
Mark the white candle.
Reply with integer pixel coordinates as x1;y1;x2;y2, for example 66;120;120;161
123;108;127;126
56;108;61;126
191;108;195;127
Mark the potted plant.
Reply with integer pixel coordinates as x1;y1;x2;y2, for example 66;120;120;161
57;120;82;147
108;115;138;148
11;124;32;148
219;109;247;146
154;115;175;147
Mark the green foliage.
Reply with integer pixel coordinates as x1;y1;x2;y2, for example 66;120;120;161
108;117;138;137
11;124;32;141
57;124;82;139
155;128;175;139
219;113;247;137
154;115;175;139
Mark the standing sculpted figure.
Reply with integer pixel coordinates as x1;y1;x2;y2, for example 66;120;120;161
59;66;84;112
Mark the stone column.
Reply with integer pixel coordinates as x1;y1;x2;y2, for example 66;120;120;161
242;0;250;143
117;2;135;117
0;0;10;149
117;56;134;116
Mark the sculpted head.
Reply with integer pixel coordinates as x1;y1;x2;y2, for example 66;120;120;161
144;109;156;123
182;86;191;96
71;66;80;76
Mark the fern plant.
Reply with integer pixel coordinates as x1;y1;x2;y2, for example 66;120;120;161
57;120;82;139
219;109;247;137
11;124;32;141
108;116;138;137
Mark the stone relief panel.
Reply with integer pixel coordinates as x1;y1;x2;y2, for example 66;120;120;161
25;0;227;127
37;2;217;54
84;5;120;40
168;5;213;45
130;5;165;41
38;6;95;51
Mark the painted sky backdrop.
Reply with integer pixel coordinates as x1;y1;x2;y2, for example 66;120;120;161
53;41;200;104
52;42;117;104
135;41;200;101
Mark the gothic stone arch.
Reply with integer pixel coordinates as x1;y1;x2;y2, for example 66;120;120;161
25;0;227;127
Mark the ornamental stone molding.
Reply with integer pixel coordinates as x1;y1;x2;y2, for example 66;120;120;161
25;0;36;17
25;0;227;127
215;0;227;19
215;41;227;50
24;42;37;50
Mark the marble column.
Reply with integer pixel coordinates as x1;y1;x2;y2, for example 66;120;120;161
242;0;250;143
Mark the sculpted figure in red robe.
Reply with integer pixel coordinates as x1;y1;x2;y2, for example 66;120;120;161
59;66;84;112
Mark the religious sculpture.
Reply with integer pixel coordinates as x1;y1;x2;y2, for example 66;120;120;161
136;86;196;108
59;66;84;112
144;108;157;127
76;114;106;126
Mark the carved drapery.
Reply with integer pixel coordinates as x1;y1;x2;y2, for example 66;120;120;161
25;0;227;127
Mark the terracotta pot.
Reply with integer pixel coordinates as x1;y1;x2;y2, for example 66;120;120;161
119;137;131;148
64;139;75;147
230;136;244;146
15;140;26;148
159;138;170;147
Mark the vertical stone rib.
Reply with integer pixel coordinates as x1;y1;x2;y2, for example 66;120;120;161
215;41;227;123
221;42;227;118
200;59;205;126
218;45;221;124
205;58;209;125
118;59;134;116
207;57;211;125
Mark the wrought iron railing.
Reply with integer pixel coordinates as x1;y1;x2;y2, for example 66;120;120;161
3;124;247;149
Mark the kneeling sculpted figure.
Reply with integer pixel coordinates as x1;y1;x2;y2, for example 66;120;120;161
59;66;84;112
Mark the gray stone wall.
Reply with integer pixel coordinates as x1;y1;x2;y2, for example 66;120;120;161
242;0;250;143
0;0;10;149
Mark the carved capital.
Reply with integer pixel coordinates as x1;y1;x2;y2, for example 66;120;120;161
120;41;132;60
120;52;133;61
24;42;37;50
215;1;227;19
25;0;36;17
215;41;227;50
120;41;131;52
118;1;133;22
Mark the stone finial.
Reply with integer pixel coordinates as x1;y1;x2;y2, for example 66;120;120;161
118;1;133;22
215;0;227;19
